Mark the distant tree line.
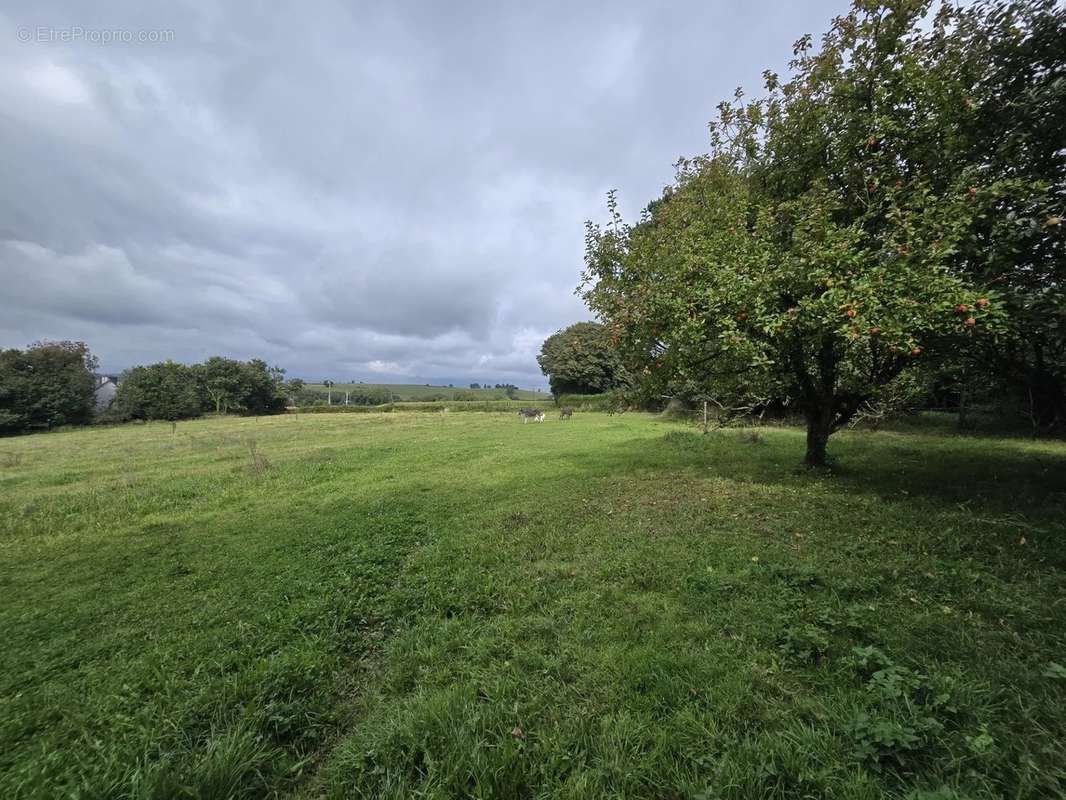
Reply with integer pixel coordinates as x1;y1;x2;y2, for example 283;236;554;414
468;382;520;391
0;342;300;434
297;386;525;404
295;386;397;407
0;340;552;435
111;356;294;421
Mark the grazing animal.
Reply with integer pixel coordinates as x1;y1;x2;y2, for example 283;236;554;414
518;408;545;423
559;407;574;420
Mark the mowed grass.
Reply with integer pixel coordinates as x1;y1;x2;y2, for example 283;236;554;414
1;413;1064;799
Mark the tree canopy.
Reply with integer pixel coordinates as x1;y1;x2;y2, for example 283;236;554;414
537;322;627;396
582;0;1063;464
0;341;97;434
114;357;287;421
113;361;204;421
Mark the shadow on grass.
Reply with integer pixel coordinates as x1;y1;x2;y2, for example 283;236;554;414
537;425;1066;525
827;435;1065;518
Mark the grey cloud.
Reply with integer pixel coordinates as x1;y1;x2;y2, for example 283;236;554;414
0;0;845;387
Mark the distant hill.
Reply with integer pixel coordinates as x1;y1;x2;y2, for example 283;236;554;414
303;382;544;401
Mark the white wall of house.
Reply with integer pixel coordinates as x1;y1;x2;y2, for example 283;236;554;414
94;378;118;410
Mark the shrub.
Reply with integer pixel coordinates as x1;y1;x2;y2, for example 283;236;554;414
114;362;203;421
552;393;617;411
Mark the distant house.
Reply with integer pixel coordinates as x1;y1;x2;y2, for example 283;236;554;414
94;374;120;410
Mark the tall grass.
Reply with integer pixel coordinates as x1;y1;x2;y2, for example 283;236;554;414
1;413;1063;798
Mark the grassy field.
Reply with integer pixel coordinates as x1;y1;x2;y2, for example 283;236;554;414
1;413;1064;799
302;383;545;401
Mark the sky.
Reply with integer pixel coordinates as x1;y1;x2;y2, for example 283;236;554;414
0;1;844;388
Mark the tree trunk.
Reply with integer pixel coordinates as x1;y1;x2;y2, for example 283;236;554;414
1025;367;1065;429
804;412;832;467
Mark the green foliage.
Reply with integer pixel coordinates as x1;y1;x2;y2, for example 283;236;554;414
345;387;399;406
114;361;203;421
234;359;287;415
914;1;1066;426
551;393;616;411
0;348;289;431
115;358;286;421
582;0;1062;463
0;341;97;434
537;322;627;396
282;377;306;407
194;357;286;415
196;356;246;414
845;647;958;772
778;623;831;665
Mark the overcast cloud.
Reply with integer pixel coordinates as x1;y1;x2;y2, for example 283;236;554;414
0;1;843;387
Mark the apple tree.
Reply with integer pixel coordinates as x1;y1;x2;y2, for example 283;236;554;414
580;0;1038;465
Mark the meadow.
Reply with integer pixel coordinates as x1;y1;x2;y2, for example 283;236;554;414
1;412;1064;799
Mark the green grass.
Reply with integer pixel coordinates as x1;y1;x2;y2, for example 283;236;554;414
303;383;545;401
1;413;1064;799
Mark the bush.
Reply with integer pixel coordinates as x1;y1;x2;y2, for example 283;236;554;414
114;362;203;421
552;393;616;411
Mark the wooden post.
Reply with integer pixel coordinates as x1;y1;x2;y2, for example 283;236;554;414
703;400;708;434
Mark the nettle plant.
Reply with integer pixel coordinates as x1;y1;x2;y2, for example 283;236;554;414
582;0;1028;465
